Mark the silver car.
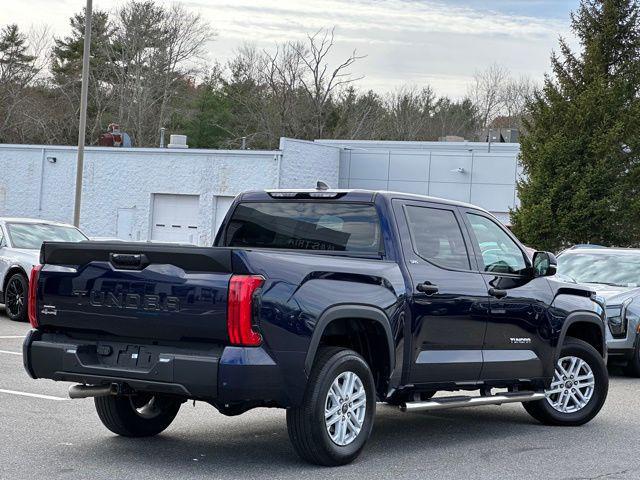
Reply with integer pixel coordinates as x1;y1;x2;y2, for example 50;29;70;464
557;248;640;375
0;218;87;322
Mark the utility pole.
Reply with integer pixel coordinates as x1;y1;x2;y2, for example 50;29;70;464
73;0;93;227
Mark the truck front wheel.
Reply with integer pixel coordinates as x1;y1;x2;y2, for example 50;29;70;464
287;347;376;466
523;337;608;426
94;393;181;437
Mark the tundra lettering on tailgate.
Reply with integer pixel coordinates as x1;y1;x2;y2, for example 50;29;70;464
71;290;181;312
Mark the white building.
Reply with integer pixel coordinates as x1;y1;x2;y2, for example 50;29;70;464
319;139;521;226
0;137;520;244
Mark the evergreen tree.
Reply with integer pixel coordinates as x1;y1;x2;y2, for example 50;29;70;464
512;0;640;251
0;24;35;85
183;73;233;148
51;9;113;83
50;8;115;145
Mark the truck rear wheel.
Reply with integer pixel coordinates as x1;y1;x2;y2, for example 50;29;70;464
523;337;608;426
287;347;376;466
94;393;181;437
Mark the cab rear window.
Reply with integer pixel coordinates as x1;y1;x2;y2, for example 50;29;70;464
223;202;383;255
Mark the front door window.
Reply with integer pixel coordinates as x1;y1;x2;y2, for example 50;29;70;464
466;214;527;275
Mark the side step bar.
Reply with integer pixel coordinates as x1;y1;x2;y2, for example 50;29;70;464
399;391;545;412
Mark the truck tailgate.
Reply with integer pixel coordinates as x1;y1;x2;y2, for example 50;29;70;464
36;242;233;342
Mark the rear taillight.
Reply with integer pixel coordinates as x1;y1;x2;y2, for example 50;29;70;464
227;275;264;346
28;265;42;328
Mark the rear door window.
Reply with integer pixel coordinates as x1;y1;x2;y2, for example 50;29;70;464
223;202;383;255
404;205;471;270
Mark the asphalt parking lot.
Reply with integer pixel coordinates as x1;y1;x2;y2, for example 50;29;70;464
0;310;638;480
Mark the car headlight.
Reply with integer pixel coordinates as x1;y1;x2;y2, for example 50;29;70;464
606;298;633;338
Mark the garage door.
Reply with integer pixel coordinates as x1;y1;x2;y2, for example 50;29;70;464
151;194;199;244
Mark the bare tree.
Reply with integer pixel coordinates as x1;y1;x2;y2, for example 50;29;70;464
331;87;386;140
222;44;278;147
382;86;437;140
432;97;481;140
469;63;509;130
221;31;366;148
106;1;214;145
262;41;305;139
500;75;535;129
156;3;215;135
293;28;365;138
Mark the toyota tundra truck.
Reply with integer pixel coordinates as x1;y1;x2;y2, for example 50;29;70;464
23;188;609;466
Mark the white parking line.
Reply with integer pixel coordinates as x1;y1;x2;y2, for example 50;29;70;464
0;389;67;401
0;335;25;339
0;350;21;356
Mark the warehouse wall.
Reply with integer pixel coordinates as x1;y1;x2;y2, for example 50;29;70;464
317;139;521;225
0;140;335;245
278;137;340;188
0;138;521;243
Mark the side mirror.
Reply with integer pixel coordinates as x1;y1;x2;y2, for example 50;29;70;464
532;251;557;277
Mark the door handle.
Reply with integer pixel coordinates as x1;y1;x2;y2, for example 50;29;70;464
488;287;508;299
417;282;439;295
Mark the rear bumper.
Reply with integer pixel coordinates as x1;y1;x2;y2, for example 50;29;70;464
23;330;290;406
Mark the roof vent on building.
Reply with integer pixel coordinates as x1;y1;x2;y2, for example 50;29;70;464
168;134;189;149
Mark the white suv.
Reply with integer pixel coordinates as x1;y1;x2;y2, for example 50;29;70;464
0;218;87;322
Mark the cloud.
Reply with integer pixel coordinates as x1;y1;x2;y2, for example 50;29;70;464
6;0;577;97
184;0;574;96
187;0;568;40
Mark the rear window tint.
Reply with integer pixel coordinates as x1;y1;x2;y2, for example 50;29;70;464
405;205;470;270
223;202;383;255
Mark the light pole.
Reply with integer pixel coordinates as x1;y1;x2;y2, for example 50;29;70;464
73;0;93;227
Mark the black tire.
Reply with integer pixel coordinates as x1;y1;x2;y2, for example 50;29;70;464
623;341;640;377
287;347;376;466
523;337;608;426
4;273;28;322
94;393;181;437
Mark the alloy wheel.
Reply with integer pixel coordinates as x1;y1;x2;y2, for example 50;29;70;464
545;355;595;414
5;278;25;318
324;371;367;446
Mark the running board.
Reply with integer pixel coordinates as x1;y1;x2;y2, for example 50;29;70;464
399;391;545;412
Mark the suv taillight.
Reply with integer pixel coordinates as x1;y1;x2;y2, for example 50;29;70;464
28;265;42;328
227;275;264;346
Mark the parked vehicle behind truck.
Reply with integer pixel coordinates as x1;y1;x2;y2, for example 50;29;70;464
0;218;87;322
557;247;640;375
23;188;608;466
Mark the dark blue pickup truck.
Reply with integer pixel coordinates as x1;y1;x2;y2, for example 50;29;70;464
23;188;609;465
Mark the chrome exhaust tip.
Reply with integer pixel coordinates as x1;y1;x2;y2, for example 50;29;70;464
68;383;119;399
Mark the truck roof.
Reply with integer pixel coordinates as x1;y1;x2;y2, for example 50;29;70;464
242;189;489;214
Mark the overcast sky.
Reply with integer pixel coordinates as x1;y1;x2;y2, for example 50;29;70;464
3;0;579;98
